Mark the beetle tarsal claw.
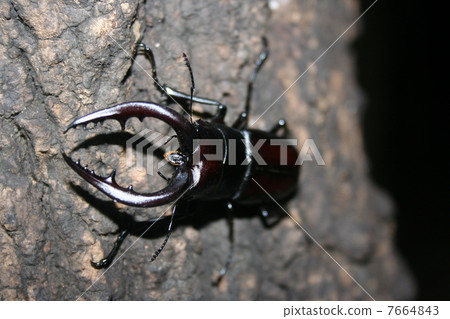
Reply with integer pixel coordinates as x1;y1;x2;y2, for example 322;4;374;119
62;153;191;207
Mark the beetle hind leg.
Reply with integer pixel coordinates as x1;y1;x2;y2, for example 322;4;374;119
212;202;234;286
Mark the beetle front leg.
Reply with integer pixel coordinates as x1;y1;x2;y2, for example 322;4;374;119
91;229;129;269
135;43;166;95
137;43;227;123
232;37;269;130
270;119;287;137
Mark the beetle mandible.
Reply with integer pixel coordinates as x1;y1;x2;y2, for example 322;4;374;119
63;38;300;283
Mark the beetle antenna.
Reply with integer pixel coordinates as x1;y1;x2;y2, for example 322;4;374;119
182;53;195;123
150;204;177;262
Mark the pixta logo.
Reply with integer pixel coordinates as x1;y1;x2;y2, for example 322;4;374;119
126;129;325;175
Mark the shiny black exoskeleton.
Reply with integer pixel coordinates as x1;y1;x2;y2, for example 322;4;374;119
63;38;300;283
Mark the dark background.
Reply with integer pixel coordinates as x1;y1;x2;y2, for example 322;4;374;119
356;0;449;300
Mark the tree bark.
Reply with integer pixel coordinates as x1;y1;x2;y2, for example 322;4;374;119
0;0;414;300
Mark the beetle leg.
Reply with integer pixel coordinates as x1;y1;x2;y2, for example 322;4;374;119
270;119;287;137
212;202;234;286
137;43;228;123
135;43;166;95
259;205;284;228
91;229;129;269
231;112;248;130
232;37;269;130
90;214;172;269
162;86;228;124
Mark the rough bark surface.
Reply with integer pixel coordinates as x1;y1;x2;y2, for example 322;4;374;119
0;0;414;300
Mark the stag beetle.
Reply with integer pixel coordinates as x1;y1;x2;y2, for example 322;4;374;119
63;38;300;283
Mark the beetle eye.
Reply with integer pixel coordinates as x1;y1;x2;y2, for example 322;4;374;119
164;151;185;166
